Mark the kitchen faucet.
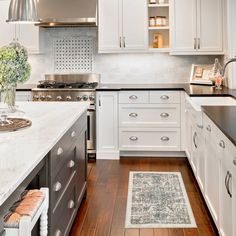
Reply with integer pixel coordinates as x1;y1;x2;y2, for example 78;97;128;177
221;58;236;77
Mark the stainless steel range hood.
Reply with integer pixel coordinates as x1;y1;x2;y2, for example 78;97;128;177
37;0;97;27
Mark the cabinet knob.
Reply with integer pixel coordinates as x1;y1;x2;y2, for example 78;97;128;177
67;160;75;168
219;140;225;149
68;200;75;209
161;136;170;141
54;229;62;236
233;158;236;165
160;95;169;100
71;131;76;138
129;113;138;118
53;182;62;192
57;147;64;156
129;136;138;141
160;113;169;118
206;125;211;132
197;124;203;129
129;95;138;100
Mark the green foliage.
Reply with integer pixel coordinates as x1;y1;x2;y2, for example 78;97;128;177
0;42;31;88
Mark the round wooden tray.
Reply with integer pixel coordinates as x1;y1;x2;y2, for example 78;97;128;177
0;118;32;132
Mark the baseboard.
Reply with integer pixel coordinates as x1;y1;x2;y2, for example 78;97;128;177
120;151;187;157
96;151;120;160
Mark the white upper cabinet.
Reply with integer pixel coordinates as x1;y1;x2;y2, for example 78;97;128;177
0;0;39;53
171;0;223;55
197;0;223;53
98;0;121;52
170;0;197;53
98;0;148;53
0;0;16;47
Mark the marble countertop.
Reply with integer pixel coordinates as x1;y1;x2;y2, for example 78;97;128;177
0;102;89;206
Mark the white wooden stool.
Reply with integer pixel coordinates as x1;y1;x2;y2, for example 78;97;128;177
4;188;49;236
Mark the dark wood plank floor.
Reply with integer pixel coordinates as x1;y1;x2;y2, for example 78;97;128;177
69;157;219;236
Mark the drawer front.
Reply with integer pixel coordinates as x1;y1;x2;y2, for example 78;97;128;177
119;104;180;128
50;112;86;179
51;147;77;212
119;91;149;104
51;182;77;236
119;128;181;151
150;91;181;104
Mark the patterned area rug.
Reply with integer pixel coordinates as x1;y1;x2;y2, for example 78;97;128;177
125;172;197;228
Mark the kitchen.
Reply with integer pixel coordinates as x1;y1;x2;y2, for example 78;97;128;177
0;0;236;236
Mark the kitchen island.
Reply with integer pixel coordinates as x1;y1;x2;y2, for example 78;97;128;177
0;102;89;236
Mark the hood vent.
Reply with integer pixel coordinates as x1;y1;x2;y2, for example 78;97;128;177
37;0;97;27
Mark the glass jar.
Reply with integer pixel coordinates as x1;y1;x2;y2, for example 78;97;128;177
149;0;157;4
155;16;162;26
161;16;167;26
149;17;156;27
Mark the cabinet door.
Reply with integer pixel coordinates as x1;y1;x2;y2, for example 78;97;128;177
18;24;39;53
98;0;122;52
190;128;198;174
96;92;119;159
220;163;233;236
122;0;147;51
170;0;197;53
15;91;32;101
204;125;220;225
197;0;223;53
0;0;16;47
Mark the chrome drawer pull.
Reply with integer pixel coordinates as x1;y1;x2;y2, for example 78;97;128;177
197;124;203;129
160;95;169;100
57;147;64;156
233;158;236;165
129;136;138;141
129;95;138;100
129;113;138;118
71;131;76;138
68;200;75;209
161;136;170;141
206;125;211;132
160;113;169;118
54;229;62;236
219;140;225;149
53;182;62;192
67;160;75;168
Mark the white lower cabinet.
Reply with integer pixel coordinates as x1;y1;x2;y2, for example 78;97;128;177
119;128;181;151
96;92;119;159
119;90;181;152
16;91;32;101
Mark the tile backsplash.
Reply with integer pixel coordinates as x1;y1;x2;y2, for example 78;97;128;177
27;27;221;84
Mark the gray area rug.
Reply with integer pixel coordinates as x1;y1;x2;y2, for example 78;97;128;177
125;171;197;228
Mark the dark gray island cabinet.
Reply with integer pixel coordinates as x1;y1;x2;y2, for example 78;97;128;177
49;111;87;236
0;109;87;236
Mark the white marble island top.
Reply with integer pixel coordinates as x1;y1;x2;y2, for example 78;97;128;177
0;102;89;206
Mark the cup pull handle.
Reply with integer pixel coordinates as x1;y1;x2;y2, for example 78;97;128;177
129;136;138;141
161;136;169;141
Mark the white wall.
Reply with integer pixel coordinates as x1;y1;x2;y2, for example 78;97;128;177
26;27;221;84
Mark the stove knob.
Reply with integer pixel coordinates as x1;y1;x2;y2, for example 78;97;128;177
66;95;72;101
76;96;82;101
40;95;46;101
82;95;88;101
56;96;62;101
89;95;95;101
33;95;39;101
46;95;52;101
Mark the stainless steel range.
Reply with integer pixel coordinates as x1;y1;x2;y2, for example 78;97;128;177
32;74;100;160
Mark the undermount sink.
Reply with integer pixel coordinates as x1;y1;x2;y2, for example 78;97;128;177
189;96;236;111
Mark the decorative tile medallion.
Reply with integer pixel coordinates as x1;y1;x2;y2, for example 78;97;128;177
125;172;197;228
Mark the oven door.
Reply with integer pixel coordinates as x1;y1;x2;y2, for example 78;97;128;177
87;105;96;153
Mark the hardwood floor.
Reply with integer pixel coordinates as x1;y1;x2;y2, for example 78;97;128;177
69;157;219;236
